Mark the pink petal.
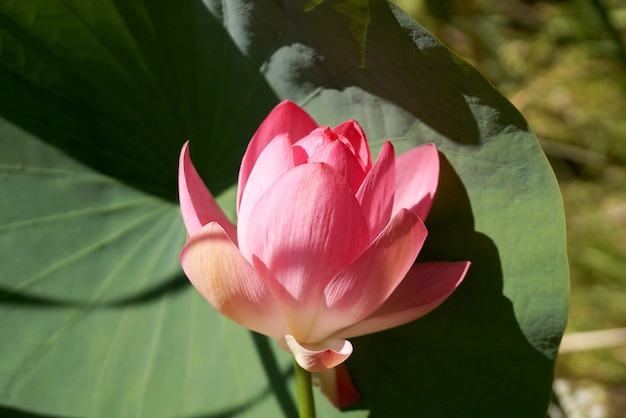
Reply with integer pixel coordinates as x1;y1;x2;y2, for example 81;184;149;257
393;143;439;221
355;141;396;239
239;163;370;341
308;139;366;193
179;222;286;339
281;335;353;372
333;120;372;173
292;126;334;159
313;364;361;408
335;261;470;339
237;101;318;210
237;134;295;244
310;210;427;341
178;142;237;241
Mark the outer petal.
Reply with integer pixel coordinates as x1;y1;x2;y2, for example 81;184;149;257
393;143;439;220
333;120;372;172
355;141;396;239
281;335;353;372
237;134;295;243
240;163;370;341
312;364;361;408
309;209;427;341
335;261;470;339
237;100;318;209
178;142;237;241
180;222;286;339
308;139;365;193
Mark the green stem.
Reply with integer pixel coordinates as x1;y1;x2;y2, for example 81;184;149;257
293;360;316;418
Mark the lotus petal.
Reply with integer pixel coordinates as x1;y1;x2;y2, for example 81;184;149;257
308;139;365;193
237;101;318;209
282;335;353;373
237;134;295;243
355;141;396;239
180;222;286;339
333;120;372;172
335;261;470;339
308;209;427;342
240;163;369;341
393;143;439;220
312;364;361;408
178;142;237;241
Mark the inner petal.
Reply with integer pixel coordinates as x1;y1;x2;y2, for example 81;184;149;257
237;100;318;210
240;163;370;340
237;134;295;248
292;127;334;159
355;141;396;239
332;120;372;173
308;140;366;193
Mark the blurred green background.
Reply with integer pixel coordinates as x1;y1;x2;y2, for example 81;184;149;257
394;0;626;416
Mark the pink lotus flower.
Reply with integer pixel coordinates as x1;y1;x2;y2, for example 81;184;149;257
178;101;470;407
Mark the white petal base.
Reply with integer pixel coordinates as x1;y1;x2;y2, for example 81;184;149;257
279;335;353;372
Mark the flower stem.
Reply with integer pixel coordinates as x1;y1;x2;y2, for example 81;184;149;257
294;359;316;418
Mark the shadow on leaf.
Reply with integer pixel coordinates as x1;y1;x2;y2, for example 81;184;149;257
0;275;189;309
346;155;553;417
0;0;278;201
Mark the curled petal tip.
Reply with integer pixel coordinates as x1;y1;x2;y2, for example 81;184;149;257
281;335;353;372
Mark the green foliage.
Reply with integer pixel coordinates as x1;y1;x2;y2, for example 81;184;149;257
0;1;568;417
393;0;626;414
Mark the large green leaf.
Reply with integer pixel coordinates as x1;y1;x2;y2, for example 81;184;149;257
0;1;568;417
